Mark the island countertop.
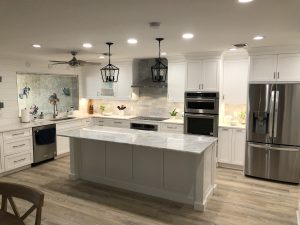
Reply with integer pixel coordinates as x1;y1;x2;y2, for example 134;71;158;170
58;126;217;154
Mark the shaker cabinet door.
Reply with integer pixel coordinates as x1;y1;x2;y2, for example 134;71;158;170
277;53;300;82
249;55;277;82
217;128;232;164
232;129;246;166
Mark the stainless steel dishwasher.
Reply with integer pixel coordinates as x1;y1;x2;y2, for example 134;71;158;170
32;124;57;164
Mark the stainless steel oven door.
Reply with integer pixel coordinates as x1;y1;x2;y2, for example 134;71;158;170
185;98;219;114
184;113;218;137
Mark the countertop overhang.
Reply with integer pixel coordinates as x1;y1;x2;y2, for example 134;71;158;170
58;126;217;154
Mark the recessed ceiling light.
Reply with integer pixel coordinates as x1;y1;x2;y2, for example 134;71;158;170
253;35;264;40
127;38;138;44
238;0;254;3
99;55;105;59
32;44;41;48
83;43;92;48
229;47;237;51
182;33;194;39
161;52;167;56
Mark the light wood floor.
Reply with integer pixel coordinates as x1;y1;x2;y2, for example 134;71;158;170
1;156;299;225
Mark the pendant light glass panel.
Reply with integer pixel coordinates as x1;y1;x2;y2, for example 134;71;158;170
151;38;168;83
101;42;119;82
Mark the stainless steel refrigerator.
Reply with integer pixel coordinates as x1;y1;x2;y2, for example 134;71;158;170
245;83;300;183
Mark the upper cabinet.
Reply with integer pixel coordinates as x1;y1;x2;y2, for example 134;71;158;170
81;61;133;100
186;59;220;91
222;59;248;105
249;53;300;82
167;61;187;102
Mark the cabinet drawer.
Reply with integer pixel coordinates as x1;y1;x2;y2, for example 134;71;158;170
160;123;183;133
109;119;130;128
81;118;92;127
56;120;82;131
4;137;32;156
5;152;32;171
94;118;112;127
3;128;31;141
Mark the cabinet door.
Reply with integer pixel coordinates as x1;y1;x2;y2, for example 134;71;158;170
80;66;101;99
223;60;248;104
56;136;70;155
218;128;232;164
115;63;133;100
168;62;186;102
186;62;203;90
249;55;277;82
277;53;300;82
202;60;219;91
232;129;246;166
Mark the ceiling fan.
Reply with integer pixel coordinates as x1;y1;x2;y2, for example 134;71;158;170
50;51;101;67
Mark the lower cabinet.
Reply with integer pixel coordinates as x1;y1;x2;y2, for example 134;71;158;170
1;128;33;172
218;127;246;168
159;123;184;133
56;119;90;156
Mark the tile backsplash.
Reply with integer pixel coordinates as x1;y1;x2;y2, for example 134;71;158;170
91;87;184;118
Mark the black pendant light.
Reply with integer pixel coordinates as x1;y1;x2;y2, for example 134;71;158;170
100;42;119;82
151;38;168;82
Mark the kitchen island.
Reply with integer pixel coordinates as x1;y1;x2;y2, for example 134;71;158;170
58;126;217;211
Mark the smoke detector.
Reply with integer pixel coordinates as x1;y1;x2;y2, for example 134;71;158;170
149;22;161;29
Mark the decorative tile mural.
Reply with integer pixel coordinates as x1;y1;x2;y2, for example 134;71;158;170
17;73;79;116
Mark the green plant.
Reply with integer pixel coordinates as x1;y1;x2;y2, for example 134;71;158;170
169;108;178;117
99;105;105;112
239;111;246;121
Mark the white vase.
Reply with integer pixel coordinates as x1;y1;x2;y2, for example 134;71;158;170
119;110;125;116
171;116;176;120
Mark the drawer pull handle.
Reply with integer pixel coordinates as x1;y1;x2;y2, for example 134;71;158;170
167;126;177;129
12;144;26;148
14;158;26;163
12;132;25;136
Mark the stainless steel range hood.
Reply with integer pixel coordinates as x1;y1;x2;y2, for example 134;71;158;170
131;58;168;88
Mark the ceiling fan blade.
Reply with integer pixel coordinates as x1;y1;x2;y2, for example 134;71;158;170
78;60;101;66
50;60;68;63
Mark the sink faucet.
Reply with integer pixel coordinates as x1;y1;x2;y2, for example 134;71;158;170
53;104;58;119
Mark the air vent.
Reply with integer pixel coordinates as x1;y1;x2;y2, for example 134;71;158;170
234;43;248;48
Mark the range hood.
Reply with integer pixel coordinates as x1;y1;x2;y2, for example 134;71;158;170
131;58;168;88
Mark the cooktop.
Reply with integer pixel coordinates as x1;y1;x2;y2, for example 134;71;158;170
131;116;168;122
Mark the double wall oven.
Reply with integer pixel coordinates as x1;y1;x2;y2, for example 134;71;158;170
184;91;219;137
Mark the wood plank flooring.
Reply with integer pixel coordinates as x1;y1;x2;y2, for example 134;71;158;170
1;156;299;225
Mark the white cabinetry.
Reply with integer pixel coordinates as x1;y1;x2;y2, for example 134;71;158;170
0;134;3;173
2;128;33;171
93;117;130;129
160;123;183;133
186;59;219;91
249;53;300;82
222;59;248;104
81;62;133;100
218;127;246;168
56;120;83;156
167;62;186;102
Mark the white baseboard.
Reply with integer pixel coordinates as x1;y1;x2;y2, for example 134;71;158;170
217;162;244;171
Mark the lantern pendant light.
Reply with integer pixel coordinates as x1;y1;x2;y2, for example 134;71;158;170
100;42;119;82
151;38;168;83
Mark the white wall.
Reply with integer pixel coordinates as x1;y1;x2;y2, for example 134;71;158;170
0;58;79;126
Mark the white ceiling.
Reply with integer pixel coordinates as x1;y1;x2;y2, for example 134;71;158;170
0;0;299;62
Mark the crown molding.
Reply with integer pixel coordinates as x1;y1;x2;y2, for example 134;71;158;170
248;45;300;55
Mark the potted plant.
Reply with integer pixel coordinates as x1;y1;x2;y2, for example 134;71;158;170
169;108;178;120
117;105;126;116
99;105;105;115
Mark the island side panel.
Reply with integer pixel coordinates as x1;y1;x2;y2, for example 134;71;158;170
69;138;82;180
194;142;217;211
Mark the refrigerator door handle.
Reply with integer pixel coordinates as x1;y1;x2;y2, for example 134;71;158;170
268;91;275;137
273;91;279;138
248;143;268;149
268;146;299;152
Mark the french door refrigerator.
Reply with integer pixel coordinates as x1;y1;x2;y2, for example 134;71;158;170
245;83;300;183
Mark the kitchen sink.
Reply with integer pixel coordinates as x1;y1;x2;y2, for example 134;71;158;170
50;117;76;121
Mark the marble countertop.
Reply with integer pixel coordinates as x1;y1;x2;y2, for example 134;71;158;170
58;126;217;154
219;123;246;129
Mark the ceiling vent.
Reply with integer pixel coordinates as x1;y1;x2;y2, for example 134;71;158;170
234;43;248;48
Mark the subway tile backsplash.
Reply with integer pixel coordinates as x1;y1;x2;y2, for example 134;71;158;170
92;87;184;118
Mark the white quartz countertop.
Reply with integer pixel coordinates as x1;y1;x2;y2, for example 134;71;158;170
219;123;246;129
58;126;217;154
